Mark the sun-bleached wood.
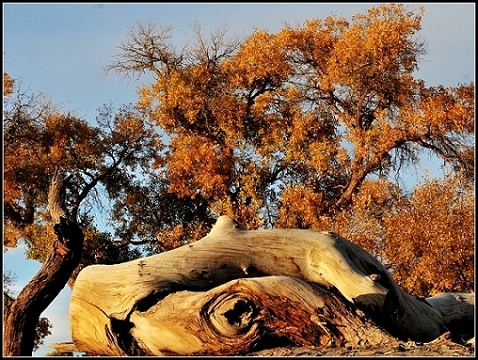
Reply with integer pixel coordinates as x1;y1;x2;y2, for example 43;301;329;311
63;216;472;356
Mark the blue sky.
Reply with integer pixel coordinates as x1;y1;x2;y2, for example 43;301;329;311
3;3;475;356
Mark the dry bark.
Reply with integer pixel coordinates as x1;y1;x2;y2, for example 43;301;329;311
56;216;473;356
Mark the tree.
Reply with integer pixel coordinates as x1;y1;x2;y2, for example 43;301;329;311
3;76;157;262
106;3;474;296
381;174;474;295
3;76;153;355
3;3;474;355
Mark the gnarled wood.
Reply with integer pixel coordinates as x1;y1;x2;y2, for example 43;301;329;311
84;276;398;356
66;216;472;356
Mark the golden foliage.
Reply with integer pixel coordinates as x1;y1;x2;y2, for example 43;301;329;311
3;72;15;96
167;135;232;199
128;3;475;297
4;4;474;299
381;174;474;296
115;3;475;297
3;78;159;277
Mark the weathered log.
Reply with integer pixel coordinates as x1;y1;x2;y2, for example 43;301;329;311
66;216;468;356
88;276;398;356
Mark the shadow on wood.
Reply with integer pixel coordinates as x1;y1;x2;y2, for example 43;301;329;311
50;216;474;356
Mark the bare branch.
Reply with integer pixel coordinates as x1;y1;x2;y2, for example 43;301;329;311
48;170;71;223
104;21;181;79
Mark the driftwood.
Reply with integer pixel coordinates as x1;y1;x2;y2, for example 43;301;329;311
55;216;473;356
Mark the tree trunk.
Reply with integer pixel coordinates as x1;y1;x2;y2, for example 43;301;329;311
60;216;473;356
3;173;84;356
